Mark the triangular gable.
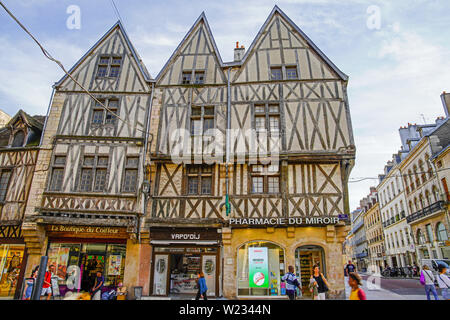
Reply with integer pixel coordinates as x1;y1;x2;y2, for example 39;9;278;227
8;110;43;131
55;21;152;92
233;6;348;82
156;13;226;85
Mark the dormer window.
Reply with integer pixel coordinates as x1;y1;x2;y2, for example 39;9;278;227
11;131;25;147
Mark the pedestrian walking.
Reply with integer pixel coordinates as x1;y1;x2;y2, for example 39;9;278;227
348;272;366;300
41;265;55;300
195;271;208;300
311;264;330;300
436;264;450;301
24;266;38;300
420;265;439;300
345;260;356;276
281;265;301;300
90;271;104;300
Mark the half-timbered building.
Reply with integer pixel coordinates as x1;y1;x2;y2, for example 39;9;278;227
22;21;153;297
0;110;44;299
147;6;355;299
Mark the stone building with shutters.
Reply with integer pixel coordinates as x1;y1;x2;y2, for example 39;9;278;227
0;110;44;299
146;6;355;299
21;21;153;298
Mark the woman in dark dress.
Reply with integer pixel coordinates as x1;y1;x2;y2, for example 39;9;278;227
310;264;330;300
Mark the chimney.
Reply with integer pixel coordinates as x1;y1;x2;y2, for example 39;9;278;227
234;41;245;62
441;91;450;118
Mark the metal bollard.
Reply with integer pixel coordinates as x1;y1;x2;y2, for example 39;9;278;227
31;256;48;300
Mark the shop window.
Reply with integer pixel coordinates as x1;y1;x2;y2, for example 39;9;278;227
0;244;25;298
47;243;126;293
237;241;285;296
0;170;11;202
122;156;139;193
49;156;66;191
250;164;280;194
186;164;213;195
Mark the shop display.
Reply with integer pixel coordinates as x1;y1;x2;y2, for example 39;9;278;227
0;244;24;298
108;255;122;276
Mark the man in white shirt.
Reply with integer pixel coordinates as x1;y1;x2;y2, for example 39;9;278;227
421;265;439;300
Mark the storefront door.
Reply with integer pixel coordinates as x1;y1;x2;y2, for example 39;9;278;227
151;247;220;297
295;245;325;297
153;254;169;296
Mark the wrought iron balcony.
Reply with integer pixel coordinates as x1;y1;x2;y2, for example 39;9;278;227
406;201;446;224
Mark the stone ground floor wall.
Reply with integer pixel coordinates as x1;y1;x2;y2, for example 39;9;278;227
410;211;449;260
222;226;347;299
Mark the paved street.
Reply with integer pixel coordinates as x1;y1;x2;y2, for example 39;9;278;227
344;274;443;300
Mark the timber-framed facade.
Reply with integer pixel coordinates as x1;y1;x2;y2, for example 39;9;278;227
13;5;357;300
147;6;355;299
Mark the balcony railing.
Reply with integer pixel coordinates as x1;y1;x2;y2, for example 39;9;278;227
406;201;446;224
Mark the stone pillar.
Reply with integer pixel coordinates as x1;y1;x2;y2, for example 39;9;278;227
138;232;152;296
399;254;406;267
123;238;141;299
22;222;47;278
221;227;235;299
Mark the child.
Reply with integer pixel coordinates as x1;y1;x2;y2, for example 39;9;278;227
348;272;366;300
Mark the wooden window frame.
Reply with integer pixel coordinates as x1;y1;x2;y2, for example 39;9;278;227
91;98;120;127
181;70;206;85
49;155;67;192
96;55;123;79
185;164;214;195
190;106;215;136
78;155;110;192
0;169;12;202
122;156;139;193
249;164;280;194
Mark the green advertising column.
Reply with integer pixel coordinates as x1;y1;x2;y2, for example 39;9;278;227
248;247;269;288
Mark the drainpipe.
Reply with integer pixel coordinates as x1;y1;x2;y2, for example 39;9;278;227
225;68;232;217
39;87;55;148
139;82;155;244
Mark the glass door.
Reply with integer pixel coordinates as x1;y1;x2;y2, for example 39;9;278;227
202;255;216;296
153;254;169;295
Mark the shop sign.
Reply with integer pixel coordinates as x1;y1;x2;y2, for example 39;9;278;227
150;228;220;241
171;233;201;240
47;225;122;235
248;247;269;288
230;217;341;226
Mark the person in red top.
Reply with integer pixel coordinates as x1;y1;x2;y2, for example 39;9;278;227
41;265;55;300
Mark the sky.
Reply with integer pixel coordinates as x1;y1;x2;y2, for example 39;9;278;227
1;0;450;210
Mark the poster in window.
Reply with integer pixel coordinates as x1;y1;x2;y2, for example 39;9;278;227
108;255;122;276
248;247;269;288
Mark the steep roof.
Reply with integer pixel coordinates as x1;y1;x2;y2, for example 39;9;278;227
54;20;152;87
155;12;225;82
231;6;348;80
